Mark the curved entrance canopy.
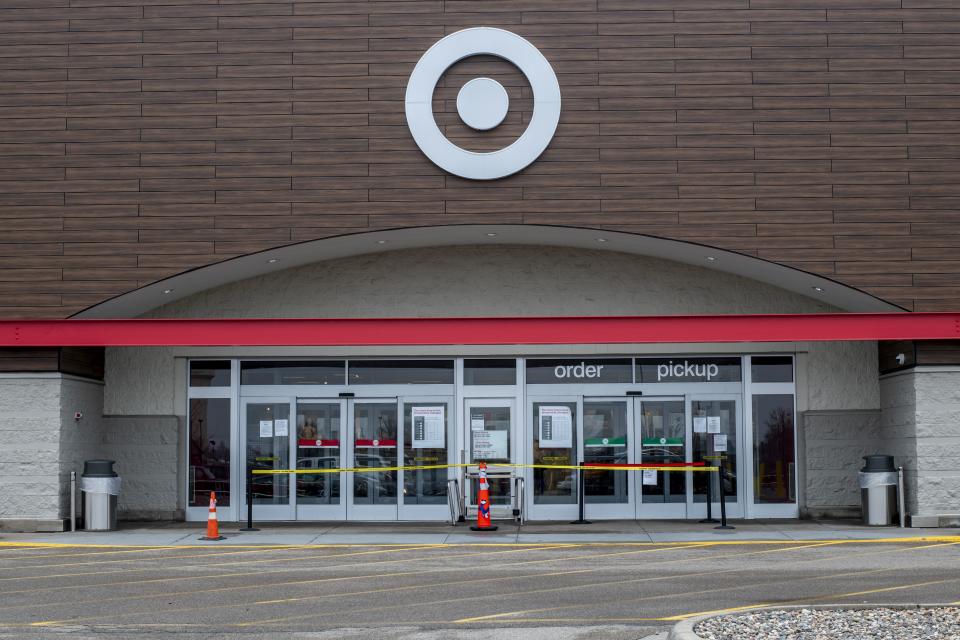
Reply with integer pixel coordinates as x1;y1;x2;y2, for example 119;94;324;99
74;225;901;319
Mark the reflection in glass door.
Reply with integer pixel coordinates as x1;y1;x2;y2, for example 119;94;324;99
692;397;741;518
529;398;578;519
638;398;687;517
350;400;399;520
243;398;293;520
295;400;346;520
465;399;514;513
583;399;632;518
401;398;452;520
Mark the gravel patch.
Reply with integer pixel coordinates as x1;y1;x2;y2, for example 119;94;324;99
694;607;960;639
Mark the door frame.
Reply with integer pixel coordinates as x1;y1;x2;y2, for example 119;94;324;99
240;396;296;521
634;396;689;519
293;398;348;521
581;396;634;519
398;395;455;521
346;397;401;521
687;393;745;520
526;394;582;521
463;397;517;519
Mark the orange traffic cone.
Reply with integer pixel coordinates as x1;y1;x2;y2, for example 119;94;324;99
200;491;225;541
470;462;498;532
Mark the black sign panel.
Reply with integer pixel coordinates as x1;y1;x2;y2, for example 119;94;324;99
636;357;741;383
526;358;633;384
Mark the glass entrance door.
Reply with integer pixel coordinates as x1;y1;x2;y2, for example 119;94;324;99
465;398;515;519
295;399;347;520
348;399;400;520
583;398;633;518
528;397;579;520
243;398;294;520
636;397;688;518
691;395;743;519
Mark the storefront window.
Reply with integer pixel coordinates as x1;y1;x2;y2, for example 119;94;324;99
190;360;230;387
526;358;633;384
188;398;230;506
403;402;449;505
753;394;796;504
583;401;628;504
348;360;454;384
464;359;516;385
240;361;345;385
751;356;794;383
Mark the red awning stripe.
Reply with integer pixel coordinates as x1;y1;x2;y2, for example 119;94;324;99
0;313;958;347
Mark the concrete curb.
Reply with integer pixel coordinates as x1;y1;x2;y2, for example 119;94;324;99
667;604;946;640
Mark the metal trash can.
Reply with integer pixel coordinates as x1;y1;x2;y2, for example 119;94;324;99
81;459;120;531
859;455;898;526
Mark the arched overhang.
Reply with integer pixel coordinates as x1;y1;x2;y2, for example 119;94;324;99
73;225;903;319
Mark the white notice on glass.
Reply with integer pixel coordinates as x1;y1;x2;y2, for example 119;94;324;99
707;416;721;434
470;415;485;431
539;406;573;448
693;417;707;433
274;419;289;437
642;469;658;486
411;406;445;449
259;420;273;438
473;430;508;460
713;433;728;452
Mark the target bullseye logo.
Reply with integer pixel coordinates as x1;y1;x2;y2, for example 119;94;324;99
405;27;561;181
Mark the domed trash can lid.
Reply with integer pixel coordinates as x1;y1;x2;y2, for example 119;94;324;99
82;459;118;477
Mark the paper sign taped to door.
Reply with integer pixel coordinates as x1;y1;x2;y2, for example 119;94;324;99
411;406;445;449
707;416;721;433
642;469;658;485
693;417;707;433
473;430;508;460
470;415;485;431
259;420;273;438
713;433;728;452
274;419;289;437
539;406;572;448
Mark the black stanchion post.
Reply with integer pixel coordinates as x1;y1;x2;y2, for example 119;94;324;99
699;466;718;524
714;464;735;530
239;466;259;532
570;460;591;525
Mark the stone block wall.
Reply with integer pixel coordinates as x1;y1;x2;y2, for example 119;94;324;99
801;410;883;518
0;376;64;530
100;416;181;520
909;369;960;519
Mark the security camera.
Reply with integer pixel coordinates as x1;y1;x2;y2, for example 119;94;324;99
895;353;906;366
74;411;83;421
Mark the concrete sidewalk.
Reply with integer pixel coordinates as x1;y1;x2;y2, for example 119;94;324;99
3;519;956;546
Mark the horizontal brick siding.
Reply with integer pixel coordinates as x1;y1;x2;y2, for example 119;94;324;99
1;0;959;317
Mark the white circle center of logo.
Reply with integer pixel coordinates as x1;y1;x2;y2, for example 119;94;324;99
457;77;509;131
405;27;561;181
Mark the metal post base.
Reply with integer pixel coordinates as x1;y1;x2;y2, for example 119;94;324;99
714;525;735;530
238;527;260;532
569;519;592;525
470;525;498;531
699;517;719;524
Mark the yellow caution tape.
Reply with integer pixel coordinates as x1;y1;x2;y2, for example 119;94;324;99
252;463;718;475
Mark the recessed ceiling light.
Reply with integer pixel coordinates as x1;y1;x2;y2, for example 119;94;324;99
162;288;173;294
376;240;387;245
267;258;278;264
812;286;824;293
706;256;717;262
596;238;607;243
486;232;497;237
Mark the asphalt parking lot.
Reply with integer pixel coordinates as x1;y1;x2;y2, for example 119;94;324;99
0;537;957;639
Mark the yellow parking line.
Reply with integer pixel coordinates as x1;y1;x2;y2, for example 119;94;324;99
662;577;959;621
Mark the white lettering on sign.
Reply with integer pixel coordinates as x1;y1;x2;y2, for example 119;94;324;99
553;363;605;380
656;361;721;382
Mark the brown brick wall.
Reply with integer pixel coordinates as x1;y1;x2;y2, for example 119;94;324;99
1;0;959;317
